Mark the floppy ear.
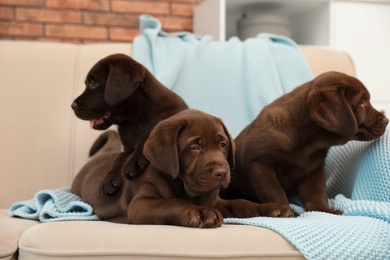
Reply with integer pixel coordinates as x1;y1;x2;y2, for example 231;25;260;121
308;87;357;136
219;119;236;169
104;60;145;106
143;119;185;179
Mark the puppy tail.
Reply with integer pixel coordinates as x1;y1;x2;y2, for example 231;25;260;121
89;130;122;157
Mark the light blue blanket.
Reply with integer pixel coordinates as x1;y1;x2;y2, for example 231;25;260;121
9;187;99;222
133;14;313;138
326;129;390;202
133;15;390;260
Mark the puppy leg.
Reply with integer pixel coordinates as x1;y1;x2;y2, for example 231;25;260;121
247;162;290;205
122;142;149;179
99;152;130;195
127;187;223;228
298;166;342;215
216;199;293;218
122;154;149;179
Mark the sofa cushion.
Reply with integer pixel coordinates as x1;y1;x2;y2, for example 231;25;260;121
18;221;303;259
0;210;38;260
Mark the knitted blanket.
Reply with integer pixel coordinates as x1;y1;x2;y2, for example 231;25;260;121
225;196;390;260
133;15;390;260
326;129;390;202
133;14;313;138
9;187;99;222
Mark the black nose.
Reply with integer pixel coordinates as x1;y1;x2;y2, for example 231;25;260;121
71;101;78;110
212;167;227;180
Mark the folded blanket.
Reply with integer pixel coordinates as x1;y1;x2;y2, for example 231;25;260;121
133;14;313;138
9;187;99;222
133;15;390;260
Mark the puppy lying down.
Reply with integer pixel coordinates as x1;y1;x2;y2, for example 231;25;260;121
71;109;292;228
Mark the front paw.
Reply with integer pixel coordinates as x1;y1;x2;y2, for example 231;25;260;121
122;155;149;179
183;207;223;228
264;204;294;217
243;203;294;218
322;209;343;215
99;174;122;196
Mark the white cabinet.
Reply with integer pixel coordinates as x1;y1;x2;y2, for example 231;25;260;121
194;0;390;110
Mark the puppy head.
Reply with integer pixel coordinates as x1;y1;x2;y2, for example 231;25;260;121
308;71;388;140
143;109;235;197
71;54;146;130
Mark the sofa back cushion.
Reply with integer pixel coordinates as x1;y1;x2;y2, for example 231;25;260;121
0;41;132;208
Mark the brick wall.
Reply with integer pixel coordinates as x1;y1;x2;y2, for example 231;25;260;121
0;0;202;43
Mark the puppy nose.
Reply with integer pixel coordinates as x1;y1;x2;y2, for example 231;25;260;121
212;167;227;180
383;116;389;126
71;101;78;110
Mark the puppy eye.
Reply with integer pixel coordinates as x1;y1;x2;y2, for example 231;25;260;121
355;98;366;108
88;80;99;90
190;144;200;151
219;141;228;149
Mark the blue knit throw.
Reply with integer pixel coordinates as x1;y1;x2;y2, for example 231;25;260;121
9;187;99;222
132;14;313;138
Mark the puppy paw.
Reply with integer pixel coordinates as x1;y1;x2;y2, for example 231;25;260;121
99;174;122;196
305;205;343;215
122;155;150;180
184;207;223;228
323;209;343;215
261;204;294;218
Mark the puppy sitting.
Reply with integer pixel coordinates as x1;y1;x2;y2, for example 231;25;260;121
224;71;388;215
71;54;188;196
71;110;292;227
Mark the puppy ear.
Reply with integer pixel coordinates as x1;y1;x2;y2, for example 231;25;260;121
308;87;357;136
143;119;184;179
220;119;236;169
104;60;145;106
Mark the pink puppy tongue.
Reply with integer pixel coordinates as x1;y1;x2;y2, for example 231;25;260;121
90;120;97;129
90;117;105;129
89;112;111;129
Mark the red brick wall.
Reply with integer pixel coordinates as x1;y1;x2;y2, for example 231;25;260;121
0;0;202;43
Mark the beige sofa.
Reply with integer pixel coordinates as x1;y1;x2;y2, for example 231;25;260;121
0;40;355;260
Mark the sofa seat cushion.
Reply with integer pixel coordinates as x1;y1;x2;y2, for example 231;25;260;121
18;220;303;260
0;210;38;260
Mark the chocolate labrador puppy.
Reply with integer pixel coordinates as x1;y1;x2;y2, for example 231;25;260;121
224;71;388;215
72;110;292;227
71;54;188;195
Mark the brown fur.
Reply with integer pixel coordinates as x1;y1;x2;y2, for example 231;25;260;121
71;54;188;195
224;71;388;215
71;110;292;228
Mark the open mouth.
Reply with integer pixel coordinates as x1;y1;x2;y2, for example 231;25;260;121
90;111;111;129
